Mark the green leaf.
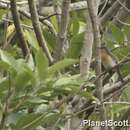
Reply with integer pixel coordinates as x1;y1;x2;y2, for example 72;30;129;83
111;24;124;43
70;13;80;34
67;32;84;58
48;58;78;75
122;87;130;101
111;104;129;114
15;69;32;90
79;21;86;33
113;46;130;59
0;9;8;19
42;112;60;126
35;48;48;81
53;76;81;88
0;61;11;71
43;29;56;52
50;16;58;32
28;97;47;104
16;113;47;130
0;78;9;96
124;25;130;41
123;16;130;41
0;49;17;70
121;63;130;76
0;51;17;76
24;30;39;50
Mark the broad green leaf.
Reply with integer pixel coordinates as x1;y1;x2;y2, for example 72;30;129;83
50;16;58;32
28;97;47;104
35;48;48;81
43;29;56;52
111;24;124;43
0;50;17;70
0;61;11;71
53;76;81;88
124;25;130;41
79;21;86;33
48;58;78;75
70;13;80;34
24;30;39;50
15;69;32;90
123;16;130;41
67;32;84;58
113;46;130;59
0;9;8;19
27;54;35;71
122;87;130;101
0;78;9;96
0;51;17;76
42;112;60;126
111;104;129;114
121;64;130;76
16;113;47;130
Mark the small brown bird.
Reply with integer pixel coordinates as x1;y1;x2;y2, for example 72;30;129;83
99;46;123;82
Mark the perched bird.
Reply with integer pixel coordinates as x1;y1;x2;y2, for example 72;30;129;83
99;46;123;83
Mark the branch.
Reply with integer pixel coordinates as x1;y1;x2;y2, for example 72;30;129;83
87;0;105;121
53;0;71;61
113;0;130;27
0;0;28;5
27;0;53;64
116;0;130;13
10;0;28;57
103;74;130;96
0;2;57;37
76;74;130;119
0;1;88;16
80;6;93;78
99;0;126;25
39;1;88;16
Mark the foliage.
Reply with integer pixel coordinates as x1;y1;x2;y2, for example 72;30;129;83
0;1;130;130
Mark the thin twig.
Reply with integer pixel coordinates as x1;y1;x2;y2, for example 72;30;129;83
116;0;130;13
114;16;130;26
104;101;130;105
2;18;33;30
100;0;126;25
98;0;109;17
3;4;9;49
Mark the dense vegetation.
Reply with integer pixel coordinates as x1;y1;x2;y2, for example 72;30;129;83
0;0;130;130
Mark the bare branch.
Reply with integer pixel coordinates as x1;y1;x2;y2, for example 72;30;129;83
39;1;88;16
53;0;71;61
27;0;53;64
10;0;28;57
0;2;57;37
87;0;105;122
113;0;130;27
80;11;93;78
103;75;130;95
100;0;126;25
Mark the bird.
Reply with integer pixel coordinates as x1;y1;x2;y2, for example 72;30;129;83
99;45;123;83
